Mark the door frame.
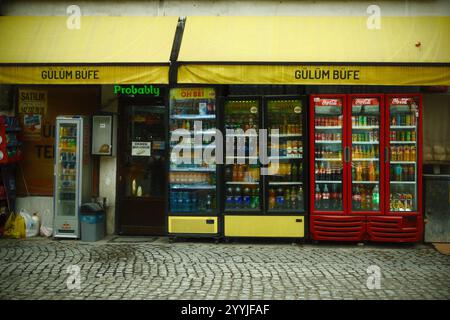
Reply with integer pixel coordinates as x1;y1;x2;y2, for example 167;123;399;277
115;88;169;235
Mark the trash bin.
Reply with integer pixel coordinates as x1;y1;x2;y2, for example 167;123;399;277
80;203;105;242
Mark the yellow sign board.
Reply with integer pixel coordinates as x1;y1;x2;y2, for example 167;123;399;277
0;65;169;84
169;87;216;100
178;64;450;85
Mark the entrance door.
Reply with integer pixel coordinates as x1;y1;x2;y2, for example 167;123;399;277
117;99;167;235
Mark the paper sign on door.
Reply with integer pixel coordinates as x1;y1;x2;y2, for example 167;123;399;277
132;141;151;156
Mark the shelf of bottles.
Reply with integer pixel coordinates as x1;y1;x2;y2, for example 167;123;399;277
169;88;217;214
388;98;419;212
313;98;344;211
267;99;304;212
224;99;261;212
350;99;381;212
56;123;78;217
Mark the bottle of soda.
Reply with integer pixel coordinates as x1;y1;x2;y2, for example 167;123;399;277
276;187;285;209
372;185;380;210
315;185;322;209
243;187;251;209
322;184;330;210
234;187;242;209
297;186;304;209
268;188;276;209
291;163;298;182
353;187;361;210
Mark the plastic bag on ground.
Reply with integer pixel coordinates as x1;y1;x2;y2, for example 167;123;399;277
3;212;26;239
19;209;39;237
39;209;53;237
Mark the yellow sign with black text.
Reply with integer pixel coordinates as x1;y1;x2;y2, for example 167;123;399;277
0;65;169;84
178;64;450;85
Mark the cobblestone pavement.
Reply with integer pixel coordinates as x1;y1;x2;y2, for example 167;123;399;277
0;237;449;300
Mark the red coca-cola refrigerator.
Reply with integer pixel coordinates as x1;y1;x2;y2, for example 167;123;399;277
309;94;423;242
367;94;423;242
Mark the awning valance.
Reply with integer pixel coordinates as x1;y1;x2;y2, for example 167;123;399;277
0;16;179;84
177;16;450;85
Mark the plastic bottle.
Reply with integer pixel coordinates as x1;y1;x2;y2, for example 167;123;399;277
234;187;242;209
322;184;330;210
226;187;234;209
243;187;251;208
372;185;380;210
315;185;322;209
353;187;361;210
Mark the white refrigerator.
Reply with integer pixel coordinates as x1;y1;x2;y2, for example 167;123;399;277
53;116;92;238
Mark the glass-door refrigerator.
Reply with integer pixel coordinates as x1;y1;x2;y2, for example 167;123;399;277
54;116;92;238
348;95;385;216
168;88;219;238
309;94;366;241
223;96;307;238
367;94;423;242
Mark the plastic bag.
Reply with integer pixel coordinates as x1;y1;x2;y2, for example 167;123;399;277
3;212;26;239
40;225;53;237
19;209;39;237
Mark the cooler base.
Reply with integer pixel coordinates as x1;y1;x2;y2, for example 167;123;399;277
225;215;305;238
168;216;218;235
310;215;366;241
367;215;422;243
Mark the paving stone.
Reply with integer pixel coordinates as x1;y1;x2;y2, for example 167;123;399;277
0;238;449;299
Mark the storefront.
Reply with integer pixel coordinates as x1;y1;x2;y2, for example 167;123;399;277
0;15;178;237
1;15;449;242
169;16;450;242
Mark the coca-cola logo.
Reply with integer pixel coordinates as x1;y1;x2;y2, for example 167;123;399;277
318;99;341;106
391;98;411;105
353;98;378;105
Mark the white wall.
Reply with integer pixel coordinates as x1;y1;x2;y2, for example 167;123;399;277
3;0;450;16
100;85;119;235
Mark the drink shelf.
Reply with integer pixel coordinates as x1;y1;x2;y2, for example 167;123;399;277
268;182;303;185
170;184;216;190
59;148;76;152
352;181;379;184
315;126;342;130
315;141;342;144
226;132;258;137
226;181;259;185
269;155;303;160
170;144;215;149
390;161;416;164
170;167;216;172
171;115;216;120
269;134;303;138
352;158;379;161
170;130;217;135
226;156;259;160
390;141;416;144
352;141;379;145
315;158;342;161
352;126;379;129
390;181;416;184
390;126;416;129
315;181;342;184
60;135;77;138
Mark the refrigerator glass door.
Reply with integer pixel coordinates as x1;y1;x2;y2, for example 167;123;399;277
55;122;78;217
388;97;419;212
350;98;381;212
169;88;217;215
224;99;261;212
266;98;305;212
313;97;344;212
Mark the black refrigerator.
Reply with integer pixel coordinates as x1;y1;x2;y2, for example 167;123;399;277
222;95;308;238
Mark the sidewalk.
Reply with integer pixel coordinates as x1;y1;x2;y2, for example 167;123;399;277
0;237;449;300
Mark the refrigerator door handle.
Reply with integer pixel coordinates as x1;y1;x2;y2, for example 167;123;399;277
344;146;350;163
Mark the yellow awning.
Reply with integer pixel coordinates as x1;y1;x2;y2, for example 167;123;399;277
0;16;179;84
177;16;450;85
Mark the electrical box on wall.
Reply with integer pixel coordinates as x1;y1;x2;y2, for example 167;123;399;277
91;115;114;156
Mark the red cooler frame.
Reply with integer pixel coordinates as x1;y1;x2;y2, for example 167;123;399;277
367;94;423;243
309;94;366;241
